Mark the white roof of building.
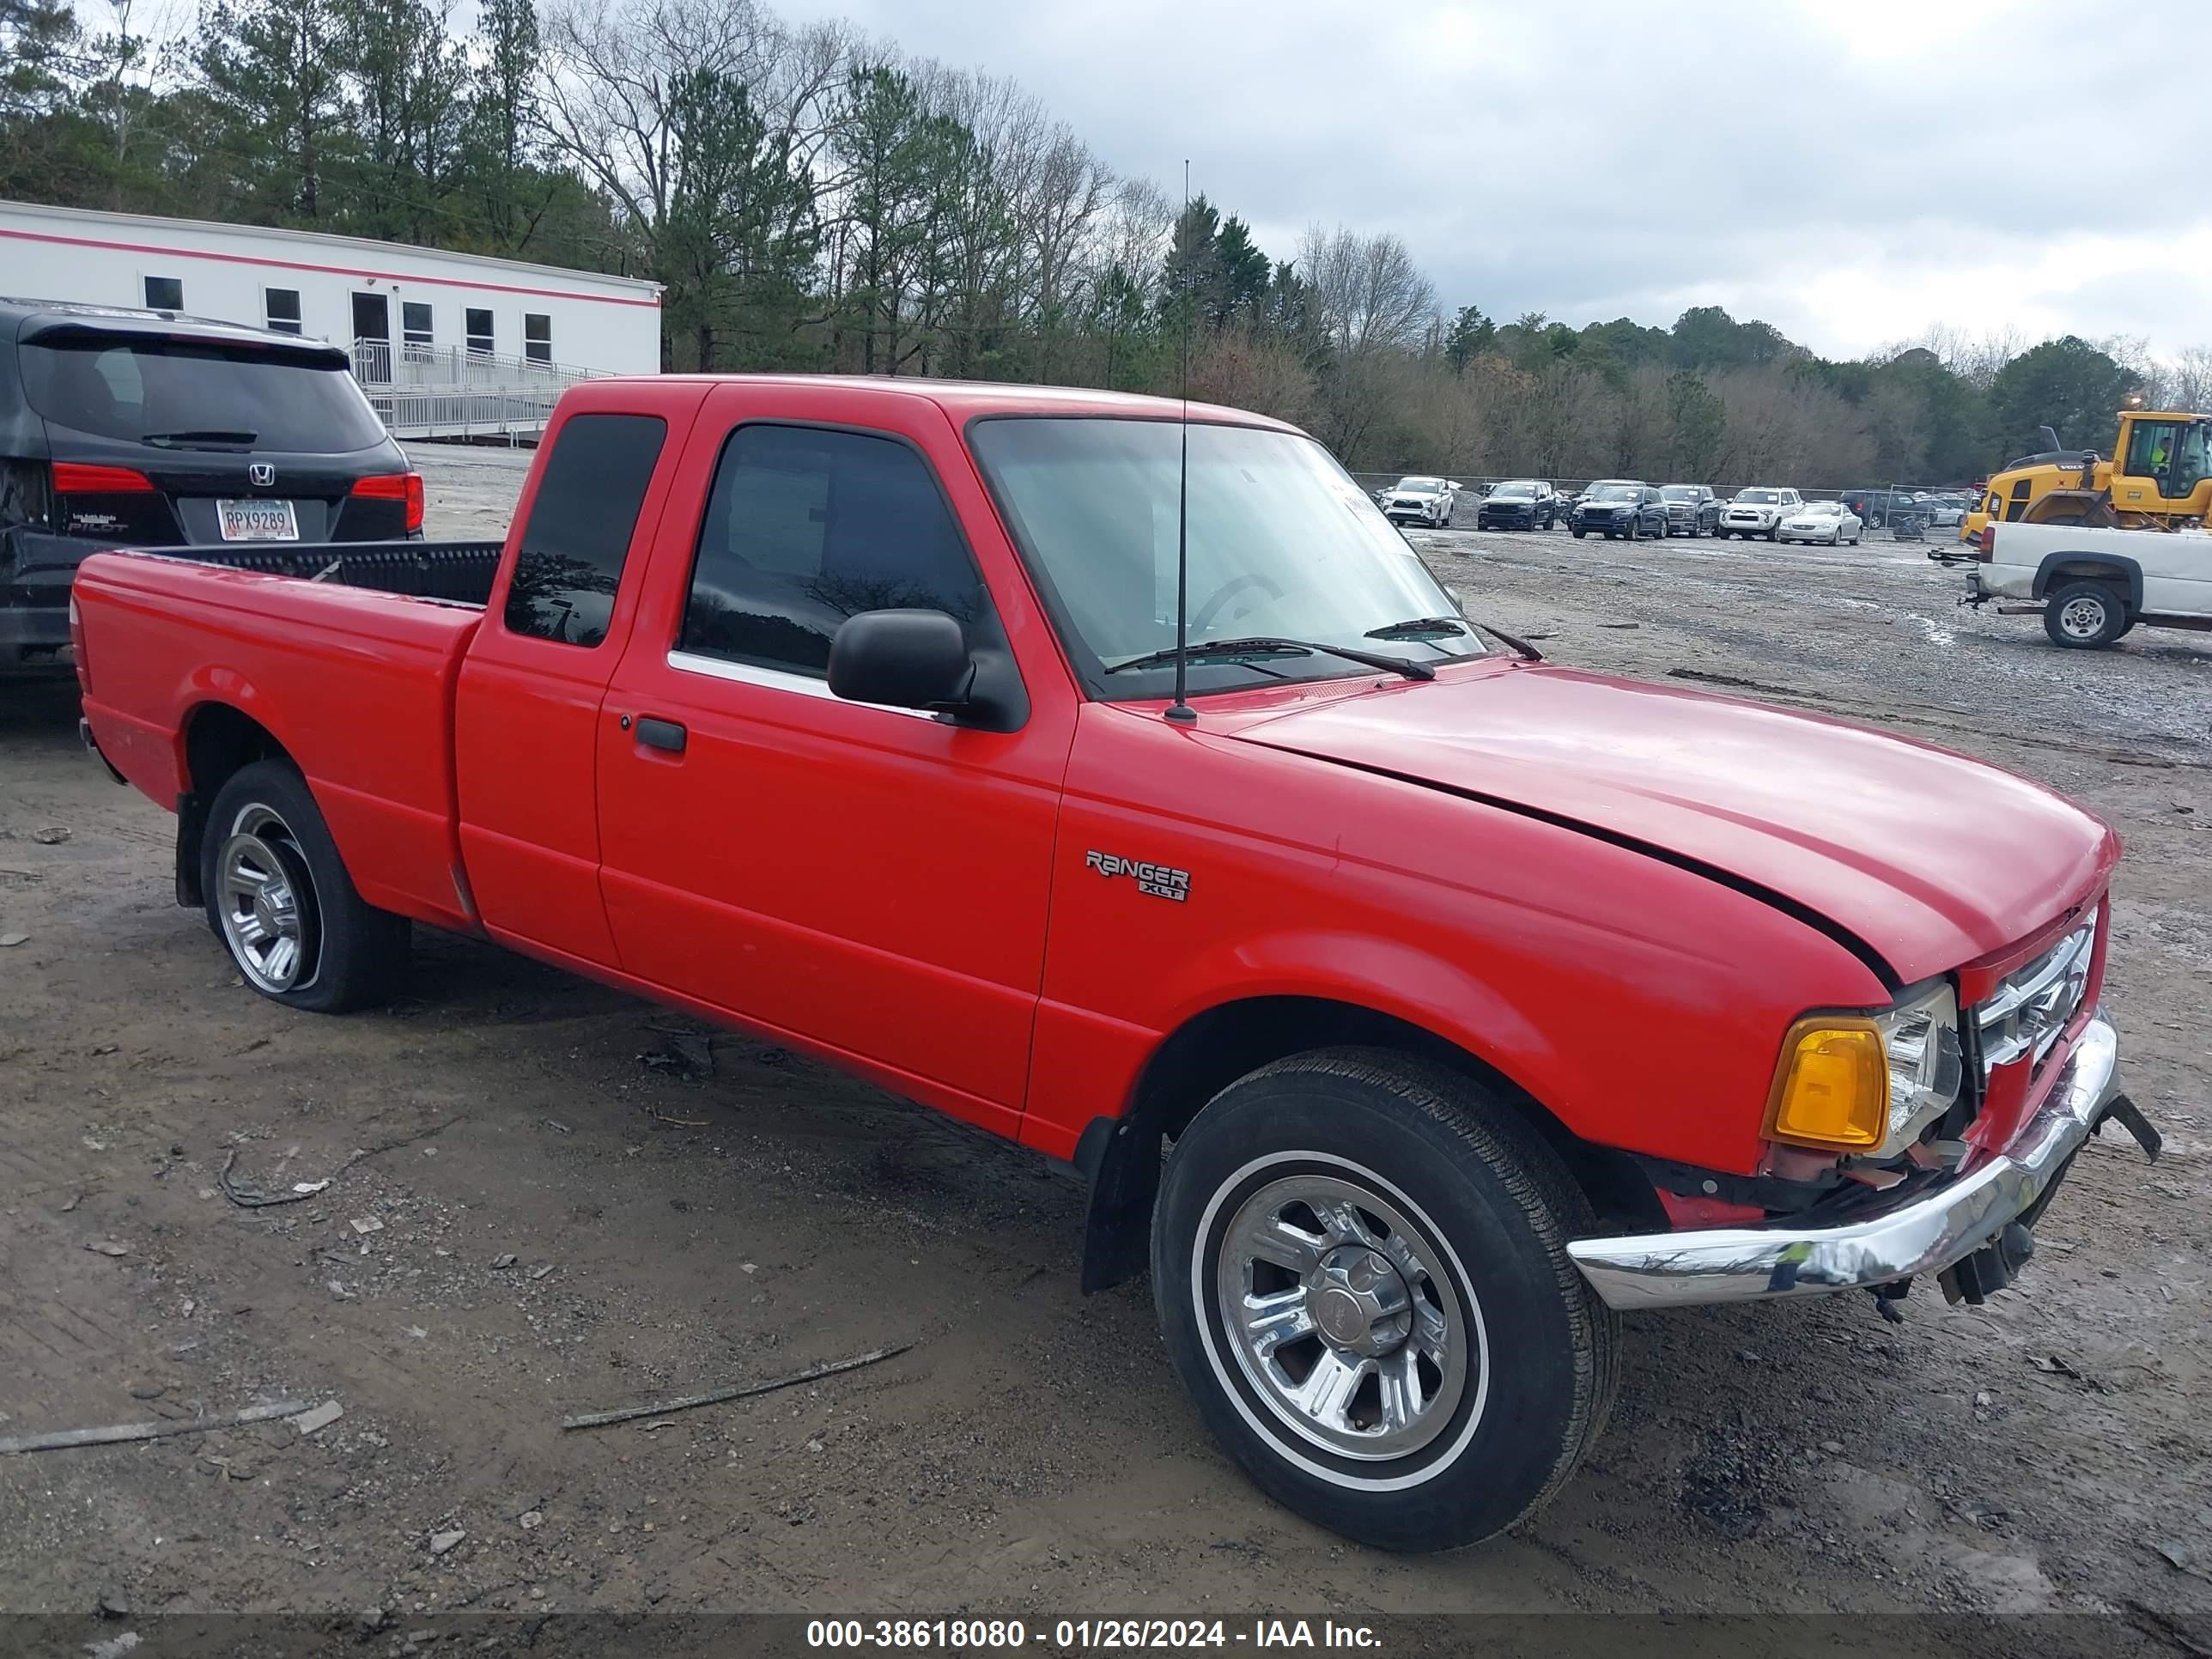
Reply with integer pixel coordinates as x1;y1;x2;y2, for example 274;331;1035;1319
0;198;660;301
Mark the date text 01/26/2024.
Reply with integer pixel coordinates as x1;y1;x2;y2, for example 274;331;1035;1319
805;1620;1382;1650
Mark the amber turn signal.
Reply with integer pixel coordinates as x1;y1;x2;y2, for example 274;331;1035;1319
1765;1018;1889;1152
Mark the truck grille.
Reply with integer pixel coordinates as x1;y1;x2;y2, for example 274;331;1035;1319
1976;909;2096;1079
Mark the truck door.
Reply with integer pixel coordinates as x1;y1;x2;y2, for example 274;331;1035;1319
454;402;693;968
593;389;1075;1139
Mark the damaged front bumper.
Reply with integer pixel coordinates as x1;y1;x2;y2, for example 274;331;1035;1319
1567;1012;2141;1310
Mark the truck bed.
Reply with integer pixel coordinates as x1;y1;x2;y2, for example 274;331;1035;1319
73;549;489;931
155;538;504;605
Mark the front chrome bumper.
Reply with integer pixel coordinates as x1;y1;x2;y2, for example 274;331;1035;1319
1567;1013;2122;1310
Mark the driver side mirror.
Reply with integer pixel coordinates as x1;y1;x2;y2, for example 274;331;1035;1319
829;609;975;714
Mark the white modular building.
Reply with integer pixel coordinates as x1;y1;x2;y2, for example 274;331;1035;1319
0;198;662;439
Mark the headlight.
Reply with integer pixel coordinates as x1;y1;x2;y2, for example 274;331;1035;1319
1765;981;1963;1156
1873;980;1965;1152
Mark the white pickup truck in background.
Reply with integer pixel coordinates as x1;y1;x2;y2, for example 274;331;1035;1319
1960;519;2212;648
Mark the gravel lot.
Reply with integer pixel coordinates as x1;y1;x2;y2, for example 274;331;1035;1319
0;447;2206;1650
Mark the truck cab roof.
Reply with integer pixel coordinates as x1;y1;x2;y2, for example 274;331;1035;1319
585;372;1305;433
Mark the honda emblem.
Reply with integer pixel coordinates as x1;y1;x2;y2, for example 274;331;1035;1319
250;463;276;488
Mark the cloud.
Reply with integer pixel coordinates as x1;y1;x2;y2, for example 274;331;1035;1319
773;0;2212;358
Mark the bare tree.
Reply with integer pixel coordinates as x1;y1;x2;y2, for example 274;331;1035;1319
1297;223;1435;358
1188;331;1316;428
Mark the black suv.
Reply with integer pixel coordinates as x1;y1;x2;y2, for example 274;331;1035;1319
3;298;422;676
1569;480;1668;540
1474;478;1559;530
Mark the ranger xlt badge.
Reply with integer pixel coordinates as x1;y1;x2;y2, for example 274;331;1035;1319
1085;849;1190;902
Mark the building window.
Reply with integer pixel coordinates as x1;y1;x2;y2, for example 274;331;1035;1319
402;301;434;352
524;313;552;365
465;307;495;356
264;288;302;334
143;276;183;311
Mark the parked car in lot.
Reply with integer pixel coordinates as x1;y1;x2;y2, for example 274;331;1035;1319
1474;478;1559;530
1570;480;1667;539
1923;495;1967;528
1659;484;1722;537
72;375;2149;1554
1960;518;2212;647
1377;475;1460;528
1;296;424;679
1844;488;1923;530
1718;487;1802;540
1777;500;1863;545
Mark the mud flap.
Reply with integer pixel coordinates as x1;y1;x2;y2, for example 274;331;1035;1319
175;791;207;908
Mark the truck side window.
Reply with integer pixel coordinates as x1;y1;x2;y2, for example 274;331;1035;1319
678;422;989;678
502;413;667;648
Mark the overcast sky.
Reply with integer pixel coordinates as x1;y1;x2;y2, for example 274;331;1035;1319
775;0;2212;362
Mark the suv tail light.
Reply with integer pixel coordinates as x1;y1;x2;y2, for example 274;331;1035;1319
53;462;155;494
1974;522;1995;562
351;470;425;532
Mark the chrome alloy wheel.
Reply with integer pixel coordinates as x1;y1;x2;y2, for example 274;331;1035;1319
216;805;320;994
2057;594;2109;641
1211;1165;1475;1462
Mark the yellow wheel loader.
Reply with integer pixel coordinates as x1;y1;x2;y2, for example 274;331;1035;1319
1960;410;2211;544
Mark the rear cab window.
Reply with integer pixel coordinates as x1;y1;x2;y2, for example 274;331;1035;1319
502;413;669;647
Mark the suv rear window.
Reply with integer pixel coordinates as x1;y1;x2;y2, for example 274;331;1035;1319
21;336;389;453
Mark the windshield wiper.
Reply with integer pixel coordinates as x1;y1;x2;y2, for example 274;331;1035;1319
1366;613;1543;662
1104;635;1435;682
1363;615;1468;640
141;429;258;447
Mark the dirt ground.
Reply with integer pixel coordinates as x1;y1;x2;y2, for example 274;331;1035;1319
1;451;2207;1650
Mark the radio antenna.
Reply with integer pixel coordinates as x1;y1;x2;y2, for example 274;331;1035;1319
1164;157;1197;726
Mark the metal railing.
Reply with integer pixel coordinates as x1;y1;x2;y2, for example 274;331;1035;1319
349;338;607;442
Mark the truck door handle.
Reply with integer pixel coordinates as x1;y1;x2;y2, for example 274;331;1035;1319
634;717;687;754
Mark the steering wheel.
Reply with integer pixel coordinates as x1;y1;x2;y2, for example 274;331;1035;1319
1188;573;1285;637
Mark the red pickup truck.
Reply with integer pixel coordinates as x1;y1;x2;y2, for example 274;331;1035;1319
71;375;2150;1552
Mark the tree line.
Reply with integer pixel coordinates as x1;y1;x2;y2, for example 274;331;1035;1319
6;0;2209;485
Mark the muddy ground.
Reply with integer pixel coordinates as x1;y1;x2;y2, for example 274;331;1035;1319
0;451;2206;1651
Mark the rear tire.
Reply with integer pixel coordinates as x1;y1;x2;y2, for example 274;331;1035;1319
1152;1048;1618;1553
2043;580;2129;649
201;760;410;1013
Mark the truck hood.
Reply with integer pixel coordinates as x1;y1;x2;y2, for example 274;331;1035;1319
1225;664;2114;986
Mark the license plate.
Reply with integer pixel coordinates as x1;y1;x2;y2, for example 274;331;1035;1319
216;499;300;542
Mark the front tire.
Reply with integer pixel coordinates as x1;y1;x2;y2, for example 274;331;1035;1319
2044;580;2129;649
201;760;410;1013
1152;1048;1618;1553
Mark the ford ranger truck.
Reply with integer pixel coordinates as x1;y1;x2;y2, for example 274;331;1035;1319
69;376;2153;1553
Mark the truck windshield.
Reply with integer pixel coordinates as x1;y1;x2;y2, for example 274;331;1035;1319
969;417;1483;697
21;336;389;453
